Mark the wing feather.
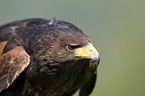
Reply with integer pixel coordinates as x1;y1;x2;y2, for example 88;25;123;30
0;41;30;92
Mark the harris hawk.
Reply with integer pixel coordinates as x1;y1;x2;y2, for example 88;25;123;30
0;18;100;96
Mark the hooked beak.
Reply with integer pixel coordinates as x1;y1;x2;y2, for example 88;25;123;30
74;43;100;64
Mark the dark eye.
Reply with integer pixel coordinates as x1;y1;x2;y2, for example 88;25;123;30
67;44;81;52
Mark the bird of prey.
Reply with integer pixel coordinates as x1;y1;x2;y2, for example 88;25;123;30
0;18;100;96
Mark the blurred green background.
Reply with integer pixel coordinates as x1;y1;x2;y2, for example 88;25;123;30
0;0;145;96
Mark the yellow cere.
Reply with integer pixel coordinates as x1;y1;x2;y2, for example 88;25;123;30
74;43;97;59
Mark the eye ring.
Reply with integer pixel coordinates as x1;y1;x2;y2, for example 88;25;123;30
67;44;81;52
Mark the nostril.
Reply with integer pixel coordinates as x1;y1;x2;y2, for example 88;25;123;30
90;50;94;52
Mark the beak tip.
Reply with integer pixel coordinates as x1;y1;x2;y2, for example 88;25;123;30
97;56;100;65
89;50;100;65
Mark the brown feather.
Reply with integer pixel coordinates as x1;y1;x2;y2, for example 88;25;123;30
0;18;100;96
0;41;30;92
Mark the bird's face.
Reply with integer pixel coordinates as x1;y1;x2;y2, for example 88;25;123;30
44;28;100;65
29;22;100;66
